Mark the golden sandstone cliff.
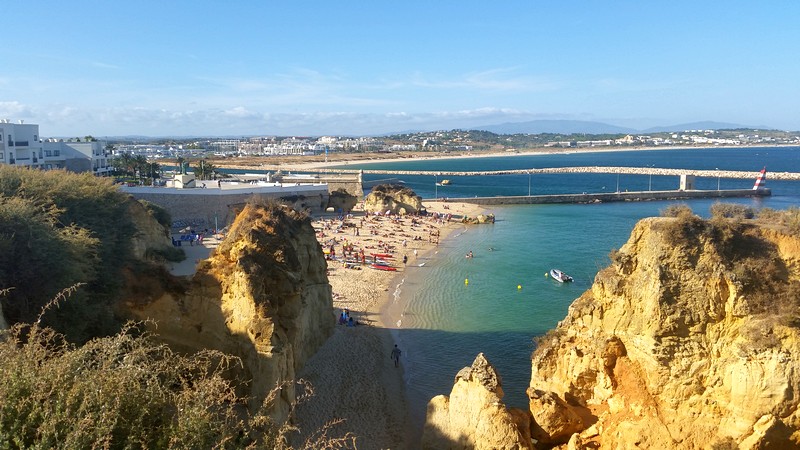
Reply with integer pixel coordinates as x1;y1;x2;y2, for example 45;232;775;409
120;200;334;419
424;215;800;449
363;184;424;215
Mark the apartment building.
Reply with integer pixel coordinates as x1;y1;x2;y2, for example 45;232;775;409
43;139;110;175
0;120;108;174
0;120;44;169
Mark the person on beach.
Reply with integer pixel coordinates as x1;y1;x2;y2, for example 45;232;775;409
391;345;402;367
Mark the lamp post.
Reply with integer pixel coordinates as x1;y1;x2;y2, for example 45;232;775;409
435;174;438;199
528;170;531;196
616;173;620;193
649;165;654;191
716;168;720;191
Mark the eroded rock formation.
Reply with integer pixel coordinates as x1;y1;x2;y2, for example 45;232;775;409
462;213;496;224
363;184;423;215
120;200;334;420
426;216;800;448
423;353;533;449
327;188;359;213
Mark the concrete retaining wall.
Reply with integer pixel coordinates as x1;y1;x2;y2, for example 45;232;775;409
452;189;771;206
122;184;329;229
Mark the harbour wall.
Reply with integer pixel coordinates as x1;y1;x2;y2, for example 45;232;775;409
451;188;771;206
121;184;329;229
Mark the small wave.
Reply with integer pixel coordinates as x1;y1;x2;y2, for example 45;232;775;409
393;277;405;303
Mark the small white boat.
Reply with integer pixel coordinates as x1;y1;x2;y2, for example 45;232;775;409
549;269;573;283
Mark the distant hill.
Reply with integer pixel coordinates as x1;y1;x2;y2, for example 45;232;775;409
475;120;637;135
642;121;771;133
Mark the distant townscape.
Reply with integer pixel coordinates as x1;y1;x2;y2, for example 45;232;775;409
2;119;799;174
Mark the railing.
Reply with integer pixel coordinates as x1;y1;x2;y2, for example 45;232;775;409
14;141;29;147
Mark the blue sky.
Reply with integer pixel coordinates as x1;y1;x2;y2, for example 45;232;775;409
2;1;799;137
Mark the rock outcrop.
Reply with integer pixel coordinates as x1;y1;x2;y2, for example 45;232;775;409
462;213;496;224
120;200;334;420
423;353;533;449
327;188;359;213
363;184;423;215
128;197;173;260
426;216;800;448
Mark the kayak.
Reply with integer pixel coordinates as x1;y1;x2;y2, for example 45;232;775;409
370;263;397;271
370;253;394;258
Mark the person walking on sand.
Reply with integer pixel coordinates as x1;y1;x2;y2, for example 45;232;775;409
391;344;402;367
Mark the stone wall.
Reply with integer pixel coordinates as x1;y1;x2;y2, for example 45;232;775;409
122;185;329;230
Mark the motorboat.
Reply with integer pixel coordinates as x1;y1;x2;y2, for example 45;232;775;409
549;269;573;283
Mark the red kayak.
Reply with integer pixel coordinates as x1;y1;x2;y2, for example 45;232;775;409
370;263;397;271
370;253;394;259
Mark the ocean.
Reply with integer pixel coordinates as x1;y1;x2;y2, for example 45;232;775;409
338;146;800;429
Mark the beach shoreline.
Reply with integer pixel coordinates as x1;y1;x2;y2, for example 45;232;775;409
291;200;486;449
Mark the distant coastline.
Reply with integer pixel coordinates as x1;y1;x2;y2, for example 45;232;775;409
214;143;797;173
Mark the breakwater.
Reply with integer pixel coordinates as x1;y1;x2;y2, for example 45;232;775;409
315;167;800;180
451;188;770;206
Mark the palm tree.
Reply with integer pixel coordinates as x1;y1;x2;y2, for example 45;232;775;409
111;152;135;177
194;159;217;180
176;156;186;175
133;155;148;180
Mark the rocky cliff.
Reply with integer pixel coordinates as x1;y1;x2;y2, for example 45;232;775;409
423;353;533;449
120;200;334;419
363;184;423;215
425;216;800;448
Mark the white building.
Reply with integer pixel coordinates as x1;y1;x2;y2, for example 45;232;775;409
43;139;110;175
0;120;108;175
0;120;44;169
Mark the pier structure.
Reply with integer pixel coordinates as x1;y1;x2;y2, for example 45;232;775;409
450;188;770;206
312;166;800;181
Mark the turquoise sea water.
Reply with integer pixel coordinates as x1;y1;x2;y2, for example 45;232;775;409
339;146;800;432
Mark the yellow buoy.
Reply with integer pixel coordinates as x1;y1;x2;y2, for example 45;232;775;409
465;278;469;285
517;285;522;290
545;272;549;277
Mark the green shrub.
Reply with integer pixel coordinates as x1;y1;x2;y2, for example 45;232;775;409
0;166;145;341
139;199;173;230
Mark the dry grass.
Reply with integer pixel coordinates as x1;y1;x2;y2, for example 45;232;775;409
0;288;357;449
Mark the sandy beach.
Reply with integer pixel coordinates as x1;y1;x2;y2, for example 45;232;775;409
164;201;487;448
291;200;485;449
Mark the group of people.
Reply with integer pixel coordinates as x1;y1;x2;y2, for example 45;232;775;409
339;309;358;327
172;233;203;247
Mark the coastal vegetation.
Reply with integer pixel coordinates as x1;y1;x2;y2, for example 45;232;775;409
0;168;353;448
654;203;800;319
0;166;173;341
0;303;349;449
